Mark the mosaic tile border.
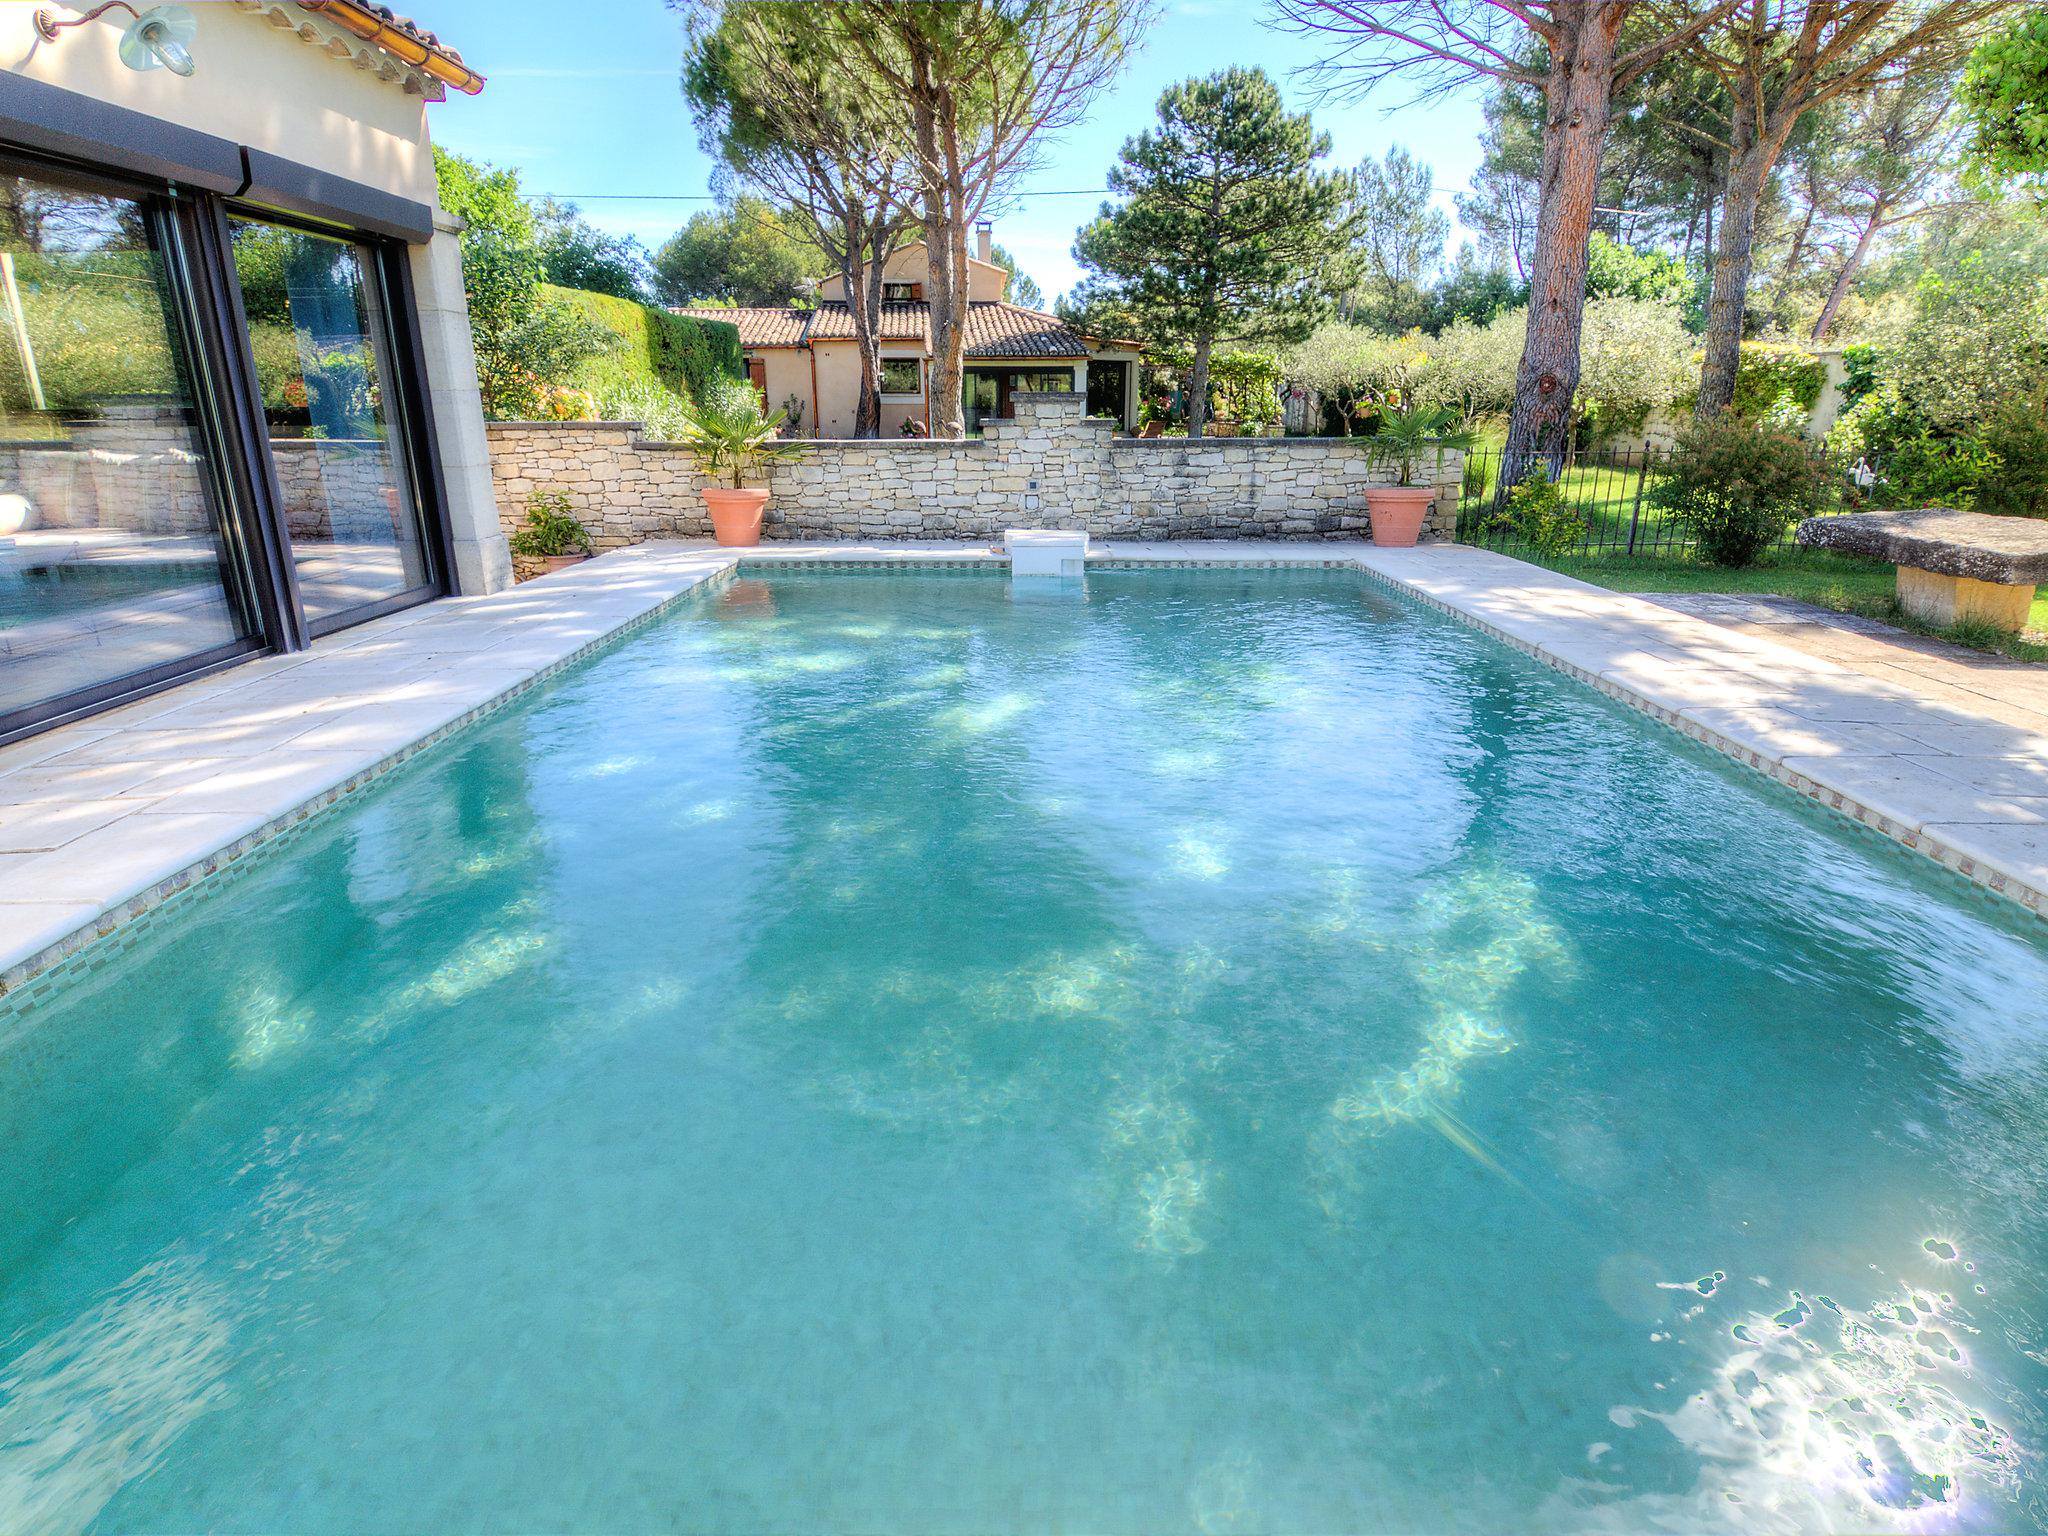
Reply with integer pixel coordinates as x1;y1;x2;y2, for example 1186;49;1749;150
1349;561;2048;926
0;563;741;1003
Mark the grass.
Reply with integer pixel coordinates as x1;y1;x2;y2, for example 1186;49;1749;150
1495;546;2048;664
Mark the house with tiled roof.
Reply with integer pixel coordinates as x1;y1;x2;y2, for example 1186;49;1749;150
679;223;1145;438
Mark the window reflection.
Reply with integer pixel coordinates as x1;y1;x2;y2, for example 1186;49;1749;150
231;218;429;627
0;172;252;724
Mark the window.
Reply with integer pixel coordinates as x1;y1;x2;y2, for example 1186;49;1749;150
880;357;922;397
881;282;918;303
230;215;433;632
0;168;260;736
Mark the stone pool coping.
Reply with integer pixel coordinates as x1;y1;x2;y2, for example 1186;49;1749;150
2;538;2043;994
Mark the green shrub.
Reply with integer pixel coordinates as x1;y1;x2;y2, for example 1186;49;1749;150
1498;467;1587;559
1975;394;2048;516
1838;343;1882;410
543;284;743;410
1729;340;1827;422
1649;418;1832;567
507;488;592;558
1884;430;1999;508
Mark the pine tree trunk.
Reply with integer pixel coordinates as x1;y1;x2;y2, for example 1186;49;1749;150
1697;130;1778;419
1186;333;1214;439
839;207;883;439
928;161;969;439
1810;203;1884;344
1499;4;1624;491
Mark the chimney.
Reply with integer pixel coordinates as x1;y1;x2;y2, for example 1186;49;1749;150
975;220;992;264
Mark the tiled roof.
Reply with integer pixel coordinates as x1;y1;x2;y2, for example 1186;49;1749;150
802;303;931;344
962;302;1092;359
674;306;810;348
291;2;483;95
681;300;1104;358
801;301;1091;358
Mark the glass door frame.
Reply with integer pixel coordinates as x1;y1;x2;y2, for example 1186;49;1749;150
212;200;451;644
0;142;456;745
0;148;278;744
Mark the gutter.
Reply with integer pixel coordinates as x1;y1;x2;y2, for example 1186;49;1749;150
298;0;486;95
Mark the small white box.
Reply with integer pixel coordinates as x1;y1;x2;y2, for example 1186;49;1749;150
1004;528;1088;578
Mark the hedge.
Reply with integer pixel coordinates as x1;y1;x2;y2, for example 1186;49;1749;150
541;283;744;408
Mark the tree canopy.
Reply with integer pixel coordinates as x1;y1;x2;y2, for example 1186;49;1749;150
1961;8;2048;187
651;198;834;309
1071;66;1357;435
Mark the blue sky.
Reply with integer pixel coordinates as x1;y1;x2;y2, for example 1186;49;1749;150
418;0;1494;304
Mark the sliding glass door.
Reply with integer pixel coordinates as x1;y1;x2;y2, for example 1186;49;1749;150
0;168;259;732
229;216;433;633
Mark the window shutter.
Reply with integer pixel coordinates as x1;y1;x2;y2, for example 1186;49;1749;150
910;283;923;301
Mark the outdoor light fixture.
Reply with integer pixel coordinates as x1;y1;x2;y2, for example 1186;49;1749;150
34;3;198;77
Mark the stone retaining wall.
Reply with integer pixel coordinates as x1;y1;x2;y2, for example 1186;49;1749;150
487;391;1461;555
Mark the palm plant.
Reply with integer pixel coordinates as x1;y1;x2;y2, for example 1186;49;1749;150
1368;402;1477;486
676;375;800;489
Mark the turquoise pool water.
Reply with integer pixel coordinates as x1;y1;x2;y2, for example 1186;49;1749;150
3;567;2046;1534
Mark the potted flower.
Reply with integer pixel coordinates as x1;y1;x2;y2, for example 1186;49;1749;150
677;376;801;546
1363;403;1476;547
507;487;593;574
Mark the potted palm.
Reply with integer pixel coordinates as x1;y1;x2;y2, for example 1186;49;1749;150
506;488;593;574
1363;402;1476;547
677;376;800;546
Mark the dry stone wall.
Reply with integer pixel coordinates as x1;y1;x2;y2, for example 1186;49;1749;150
487;391;1462;554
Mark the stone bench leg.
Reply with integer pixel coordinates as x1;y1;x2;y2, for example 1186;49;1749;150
1896;564;2036;632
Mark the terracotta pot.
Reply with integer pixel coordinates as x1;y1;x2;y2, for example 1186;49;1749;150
542;553;588;574
1365;485;1436;547
703;486;770;547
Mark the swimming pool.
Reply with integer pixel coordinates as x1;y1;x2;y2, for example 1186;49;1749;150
2;565;2043;1533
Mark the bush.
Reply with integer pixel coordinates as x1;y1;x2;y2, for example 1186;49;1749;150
1838;343;1883;411
1884;430;1999;508
544;284;744;412
1210;351;1284;433
1649;418;1832;567
1497;468;1587;559
1975;394;2048;516
506;488;592;558
1730;341;1827;422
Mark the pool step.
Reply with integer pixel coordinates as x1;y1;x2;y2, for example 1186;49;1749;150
1003;528;1088;579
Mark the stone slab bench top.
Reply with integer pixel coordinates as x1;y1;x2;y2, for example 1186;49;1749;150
1796;508;2048;584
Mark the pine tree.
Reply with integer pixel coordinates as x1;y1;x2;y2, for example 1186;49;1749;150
1071;67;1357;437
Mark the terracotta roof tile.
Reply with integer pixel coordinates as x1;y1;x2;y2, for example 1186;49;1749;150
673;306;810;348
801;303;930;344
801;301;1089;358
682;300;1104;358
961;302;1090;359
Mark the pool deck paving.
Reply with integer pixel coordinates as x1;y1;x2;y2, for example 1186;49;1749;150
2;538;2042;993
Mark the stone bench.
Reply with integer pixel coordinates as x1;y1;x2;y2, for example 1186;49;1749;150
1796;508;2048;632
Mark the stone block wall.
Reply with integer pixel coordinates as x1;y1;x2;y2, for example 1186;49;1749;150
487;391;1462;555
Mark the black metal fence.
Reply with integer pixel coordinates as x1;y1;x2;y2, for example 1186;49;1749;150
1454;442;1856;561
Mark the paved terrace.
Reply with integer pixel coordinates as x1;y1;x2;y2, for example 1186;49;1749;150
2;541;2043;994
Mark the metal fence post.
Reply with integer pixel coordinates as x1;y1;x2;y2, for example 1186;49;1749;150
1625;441;1651;556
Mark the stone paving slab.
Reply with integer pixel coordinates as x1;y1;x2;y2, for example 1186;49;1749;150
3;536;2043;995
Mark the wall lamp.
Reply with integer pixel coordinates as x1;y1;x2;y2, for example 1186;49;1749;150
34;3;197;77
